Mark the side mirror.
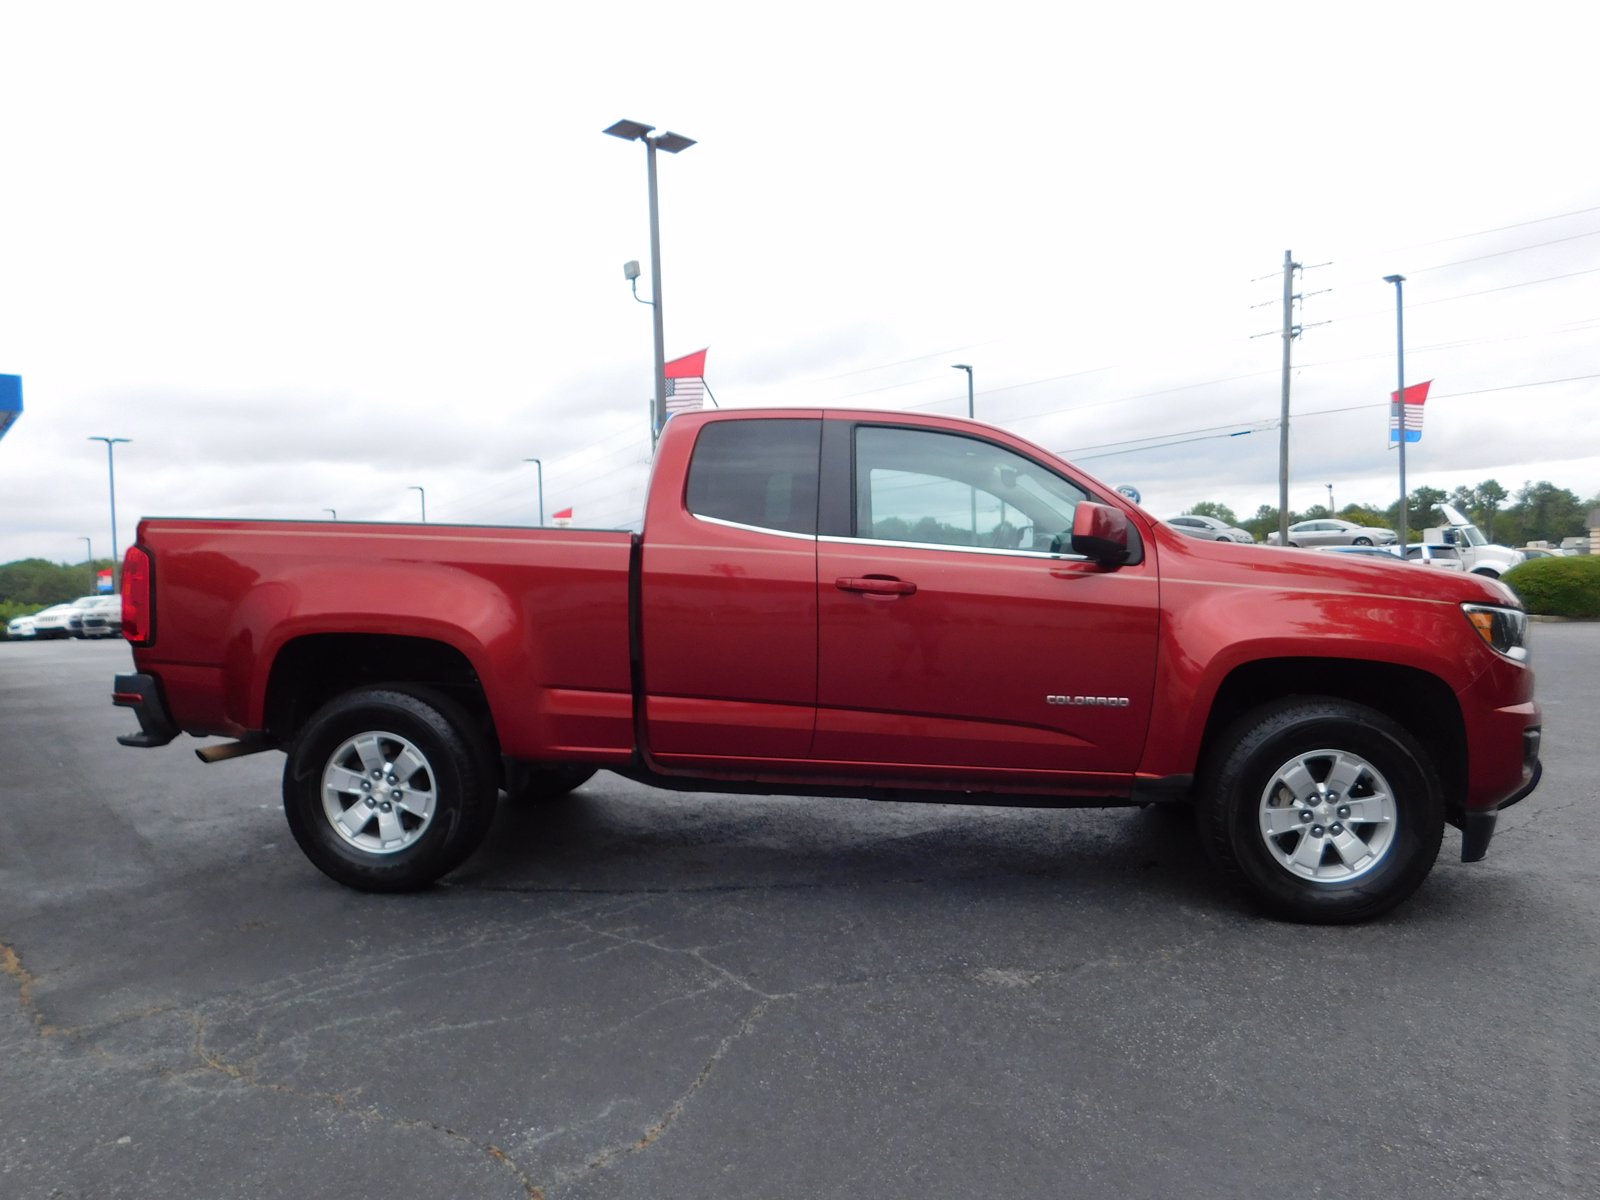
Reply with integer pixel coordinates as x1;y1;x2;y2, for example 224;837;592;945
1056;501;1131;566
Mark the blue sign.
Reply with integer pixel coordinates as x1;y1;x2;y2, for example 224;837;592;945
1115;484;1142;504
0;375;20;443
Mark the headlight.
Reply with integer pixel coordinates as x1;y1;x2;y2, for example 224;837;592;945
1462;603;1529;661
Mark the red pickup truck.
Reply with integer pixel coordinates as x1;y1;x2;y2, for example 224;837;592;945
113;408;1541;922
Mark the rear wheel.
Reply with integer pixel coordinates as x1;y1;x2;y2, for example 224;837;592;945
283;687;498;892
1352;536;1373;546
1199;699;1444;923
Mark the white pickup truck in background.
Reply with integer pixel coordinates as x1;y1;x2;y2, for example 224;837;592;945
1426;502;1524;578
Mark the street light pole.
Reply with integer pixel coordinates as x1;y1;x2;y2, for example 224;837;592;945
80;536;93;591
524;458;544;526
605;119;696;451
323;509;338;520
951;364;974;419
1326;484;1335;514
1384;274;1408;549
408;486;426;523
87;436;130;590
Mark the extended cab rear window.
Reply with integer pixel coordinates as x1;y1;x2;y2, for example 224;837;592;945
685;419;821;536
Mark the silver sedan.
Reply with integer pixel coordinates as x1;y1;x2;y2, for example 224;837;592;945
1164;514;1256;543
1266;519;1397;548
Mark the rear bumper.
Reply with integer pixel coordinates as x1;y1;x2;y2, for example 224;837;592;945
113;673;180;748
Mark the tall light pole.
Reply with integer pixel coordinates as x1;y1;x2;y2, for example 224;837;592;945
88;436;130;590
524;458;544;526
604;119;696;451
408;486;426;523
80;536;93;592
1384;274;1408;549
1326;484;1335;514
323;508;338;520
951;364;974;419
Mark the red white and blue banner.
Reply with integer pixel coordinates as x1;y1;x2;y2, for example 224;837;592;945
1388;380;1431;444
664;348;709;416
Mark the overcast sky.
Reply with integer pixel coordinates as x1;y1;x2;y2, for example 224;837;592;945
2;1;1596;568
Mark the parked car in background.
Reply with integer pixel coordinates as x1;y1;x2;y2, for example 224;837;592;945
6;614;37;640
1424;504;1523;578
1164;514;1255;543
1518;546;1573;560
1403;543;1466;571
30;604;76;639
64;595;106;639
1267;519;1398;548
78;595;123;638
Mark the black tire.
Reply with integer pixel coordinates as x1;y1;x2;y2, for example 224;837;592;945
1286;541;1300;548
1352;537;1373;546
1198;698;1444;924
503;761;597;803
282;686;499;892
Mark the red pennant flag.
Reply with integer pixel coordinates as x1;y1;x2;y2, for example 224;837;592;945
664;349;708;379
551;507;573;520
1388;380;1431;444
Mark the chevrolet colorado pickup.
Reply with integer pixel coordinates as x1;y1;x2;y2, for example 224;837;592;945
113;408;1542;922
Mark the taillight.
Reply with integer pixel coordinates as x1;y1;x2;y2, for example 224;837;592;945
122;546;152;644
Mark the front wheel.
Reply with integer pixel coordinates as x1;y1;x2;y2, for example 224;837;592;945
1198;699;1444;923
1352;536;1373;546
283;687;499;892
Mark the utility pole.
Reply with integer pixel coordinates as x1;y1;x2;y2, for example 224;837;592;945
1277;251;1300;548
1385;274;1409;549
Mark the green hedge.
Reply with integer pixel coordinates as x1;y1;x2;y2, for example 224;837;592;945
1503;555;1600;618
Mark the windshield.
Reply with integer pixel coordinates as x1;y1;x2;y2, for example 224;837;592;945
1462;526;1487;547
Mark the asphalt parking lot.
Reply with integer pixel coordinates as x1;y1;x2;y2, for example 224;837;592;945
3;630;1597;1199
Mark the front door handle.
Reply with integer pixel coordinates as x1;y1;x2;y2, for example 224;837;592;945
835;575;917;597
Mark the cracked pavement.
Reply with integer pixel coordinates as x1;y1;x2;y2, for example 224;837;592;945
3;632;1597;1199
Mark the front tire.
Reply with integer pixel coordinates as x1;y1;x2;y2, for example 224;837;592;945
1199;699;1444;923
283;687;498;892
1352;537;1373;546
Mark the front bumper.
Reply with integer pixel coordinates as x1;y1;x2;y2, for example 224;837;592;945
113;673;180;748
1459;726;1543;862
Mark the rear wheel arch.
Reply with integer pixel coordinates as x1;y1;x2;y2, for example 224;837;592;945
264;634;499;755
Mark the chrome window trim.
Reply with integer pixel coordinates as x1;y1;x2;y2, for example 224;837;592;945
691;512;818;542
818;533;1087;561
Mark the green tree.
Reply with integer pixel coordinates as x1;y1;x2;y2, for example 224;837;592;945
1337;503;1392;529
1475;479;1508;540
1510;481;1586;544
0;558;107;607
1387;486;1447;534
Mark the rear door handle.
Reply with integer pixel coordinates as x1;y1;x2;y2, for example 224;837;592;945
835;575;917;597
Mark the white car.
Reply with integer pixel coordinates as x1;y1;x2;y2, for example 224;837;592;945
1164;514;1256;543
1267;519;1398;548
6;614;37;640
63;594;106;639
29;604;76;639
1402;543;1465;571
78;595;124;638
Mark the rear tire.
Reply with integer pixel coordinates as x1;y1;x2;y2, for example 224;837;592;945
1353;537;1373;546
283;687;498;892
1198;698;1443;923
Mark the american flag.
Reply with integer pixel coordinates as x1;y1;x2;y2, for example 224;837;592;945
1387;380;1431;444
665;375;705;415
664;348;709;416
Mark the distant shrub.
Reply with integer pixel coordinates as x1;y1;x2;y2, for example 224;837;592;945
1503;555;1600;618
